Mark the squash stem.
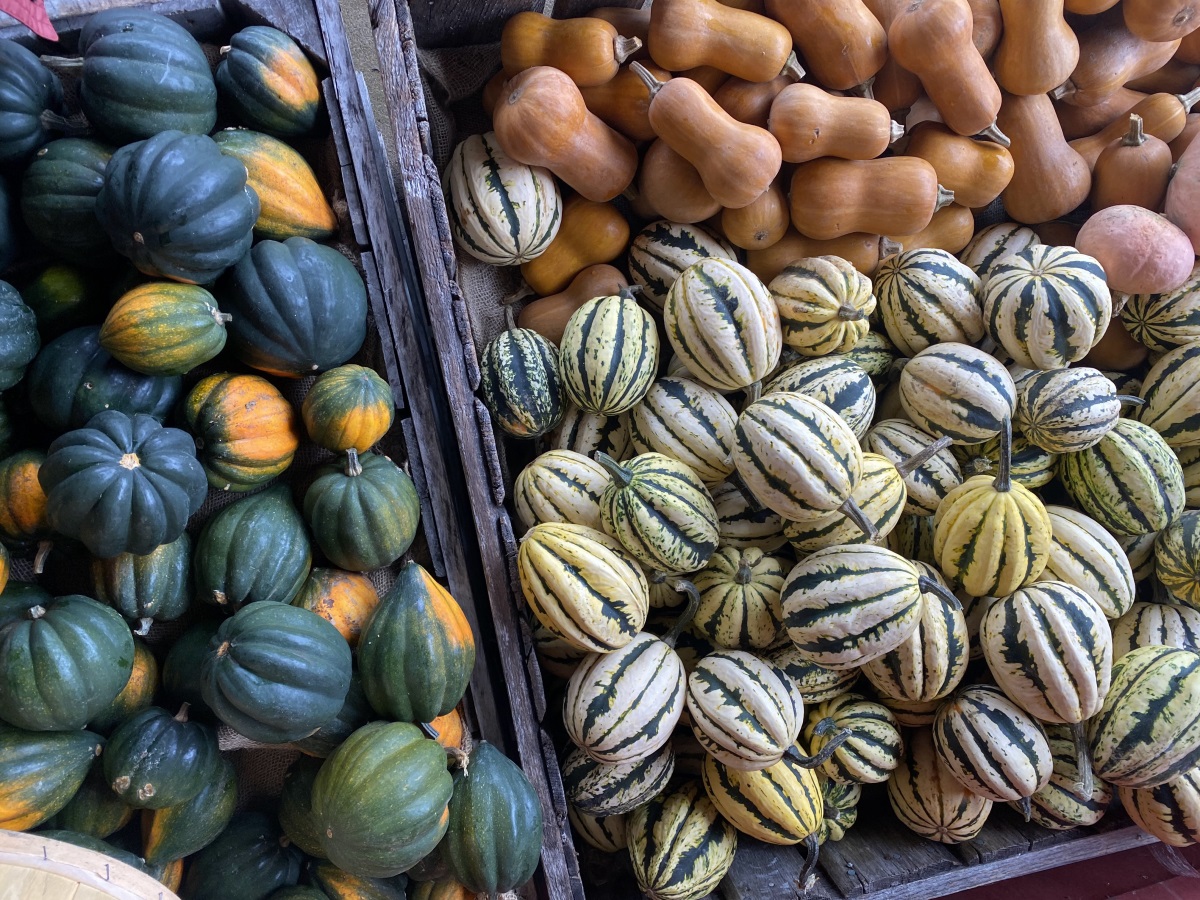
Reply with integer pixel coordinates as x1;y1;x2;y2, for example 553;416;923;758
847;76;875;100
889;119;905;145
503;303;517;332
994;417;1013;493
879;236;904;260
134;617;153;637
27;605;46;620
613;35;643;65
33;540;51;575
1071;721;1095;798
345;448;364;477
174;702;191;723
837;304;865;321
839;498;878;542
780;51;806;83
918;575;962;611
934;185;956;211
895;435;953;478
798;832;821;893
628;61;663;100
40;110;90;136
1116;395;1145;407
1049;81;1074;101
1017;795;1032;823
785;725;852;768
213;309;233;326
977;121;1011;148
662;578;700;647
594;451;632;488
742;381;762;411
733;560;753;586
1180;86;1200;113
1123;114;1146;147
219;45;232;56
38;55;83;71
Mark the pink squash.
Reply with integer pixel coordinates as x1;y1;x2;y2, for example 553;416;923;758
1076;205;1196;294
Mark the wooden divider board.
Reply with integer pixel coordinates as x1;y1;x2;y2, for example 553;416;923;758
0;831;178;900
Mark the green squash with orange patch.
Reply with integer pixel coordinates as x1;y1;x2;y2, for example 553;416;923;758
0;726;103;831
99;283;230;376
216;26;321;137
291;568;380;648
302;364;395;454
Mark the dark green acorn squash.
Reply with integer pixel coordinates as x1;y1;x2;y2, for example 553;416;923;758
278;755;327;859
0;580;51;629
20;139;114;262
442;742;543;895
303;450;420;572
161;617;221;720
49;755;132;839
216;26;320;138
27;327;183;433
77;9;217;144
20;264;114;338
311;721;453;878
291;671;372;758
88;636;158;734
220;237;368;377
181;811;303;900
0;593;133;731
0;724;102;831
142;752;237;864
200;601;352;744
92;531;191;634
103;704;220;809
39;410;207;558
36;829;147;872
0;39;63;167
358;561;475;724
193;484;312;612
308;860;409;900
96;130;259;285
268;889;329;900
0;280;39;391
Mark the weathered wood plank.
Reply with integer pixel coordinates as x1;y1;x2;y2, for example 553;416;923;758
951;806;1038;866
0;0;226;46
552;0;644;19
819;810;962;897
220;0;325;64
720;841;813;900
408;0;539;48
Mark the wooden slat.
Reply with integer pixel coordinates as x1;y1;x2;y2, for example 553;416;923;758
0;0;226;46
552;0;644;19
407;0;539;48
951;806;1040;866
819;812;963;897
720;841;814;900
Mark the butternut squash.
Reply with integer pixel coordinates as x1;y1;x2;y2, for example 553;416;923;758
1069;88;1200;168
1091;115;1174;211
590;7;651;56
904;122;1015;208
481;69;507;119
637;139;722;224
1166;129;1200;253
1123;0;1200;44
633;63;782;209
997;91;1092;224
993;0;1079;97
745;228;901;281
1055;88;1146;139
1065;0;1119;13
1083;318;1149;371
720;179;790;250
764;0;888;91
493;66;639;203
519;195;631;295
1171;113;1200;160
1126;60;1200;95
1032;221;1081;246
517;264;629;344
768;84;903;163
679;66;731;95
889;0;1008;143
966;0;1004;59
718;0;766;9
580;63;670;143
500;13;642;87
1178;27;1200;64
647;0;795;82
862;0;923;112
714;69;802;129
788;156;951;240
1055;9;1182;108
888;203;976;254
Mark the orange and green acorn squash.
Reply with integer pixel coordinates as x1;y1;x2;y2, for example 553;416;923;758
291;567;380;648
0;725;102;832
216;26;321;138
141;753;237;864
302;364;395;454
50;756;132;839
99;283;231;376
88;636;158;734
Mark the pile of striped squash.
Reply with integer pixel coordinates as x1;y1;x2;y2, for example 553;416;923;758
446;0;1200;893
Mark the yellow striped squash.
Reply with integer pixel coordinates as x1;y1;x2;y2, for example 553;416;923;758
597;452;719;575
664;257;782;392
1138;342;1200;449
709;480;788;552
701;751;824;848
559;292;659;416
1119;767;1200;847
564;632;685;764
953;430;1058;489
1088;646;1200;788
532;621;586;679
627;781;737;900
1122;262;1200;353
1041;505;1136;619
803;694;903;785
888;727;993;843
568;805;627;853
479;328;564;439
1014;367;1122;454
865;419;962;517
816;776;861;844
626;377;738;485
768;256;875;357
932;685;1053;803
764;357;877;439
1016;723;1111;831
1112;602;1200;661
1117;532;1159;584
981;245;1111;370
627;220;736;311
886;513;938;567
898;343;1017;444
782;453;906;553
562;743;674;816
781;545;925;670
1178;445;1200;507
958;222;1040;280
831;328;897;380
875;248;984;357
733;392;863;522
763;644;861;704
881;696;943;728
517;523;648;653
1059;418;1185;536
514;449;609;533
550;404;631;460
99;283;229;376
690;546;785;650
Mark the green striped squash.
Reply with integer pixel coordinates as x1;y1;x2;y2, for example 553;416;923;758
1178;445;1200;507
1122;262;1200;353
875;248;984;357
478;329;564;439
886;513;938;566
865;419;962;517
701;751;824;847
898;343;1017;444
1112;602;1200;660
768;256;875;357
932;685;1053;803
627;220;737;311
568;806;627;853
558;292;659;416
981;245;1111;370
831;329;897;381
709;480;788;552
763;357;876;439
1156;511;1200;610
1041;506;1136;619
691;546;785;650
1138;342;1200;449
1059;418;1185;535
888;727;993;843
953;429;1058;489
626;377;738;484
980;581;1113;724
514;449;609;533
861;563;969;704
881;697;943;728
550;404;631;461
561;743;674;816
517;523;649;653
1119;767;1200;846
763;644;861;704
817;776;861;844
665;257;782;392
443;132;561;265
627;781;737;900
1117;532;1158;583
958;222;1041;280
782;453;906;553
564;632;685;764
532;621;587;679
686;650;800;770
733;392;863;522
597;452;719;575
1089;646;1200;788
802;694;903;785
1014;367;1122;454
781;545;924;670
1018;723;1111;831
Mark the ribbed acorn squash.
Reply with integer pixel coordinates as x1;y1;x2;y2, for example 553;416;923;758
302;364;395;454
50;757;131;839
0;39;63;166
20;139;114;262
141;754;237;864
91;532;191;635
181;811;303;900
99;283;230;376
0;281;39;391
88;637;157;734
103;704;220;809
216;26;321;137
0;725;102;831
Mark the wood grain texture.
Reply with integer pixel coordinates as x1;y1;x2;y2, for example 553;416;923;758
819;811;963;896
408;0;539;48
552;0;644;18
0;830;177;900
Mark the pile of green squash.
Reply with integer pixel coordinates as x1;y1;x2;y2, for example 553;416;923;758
0;9;543;899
